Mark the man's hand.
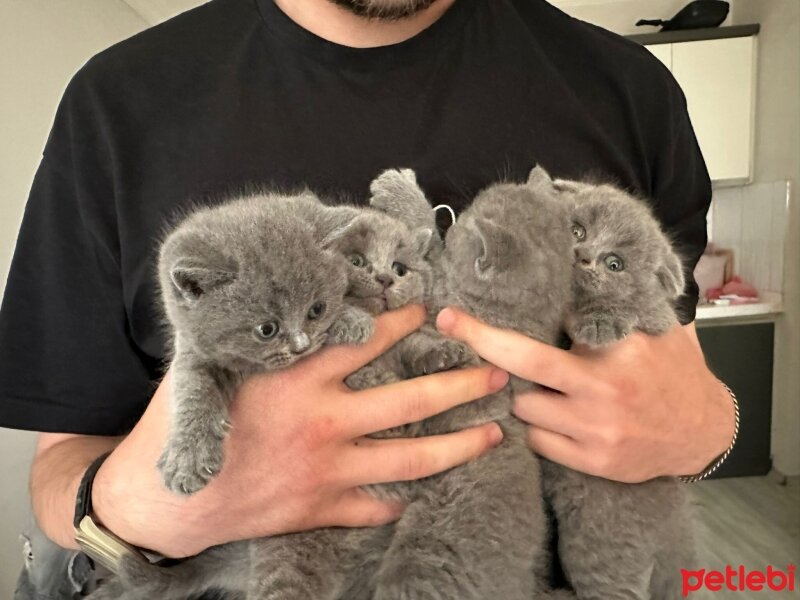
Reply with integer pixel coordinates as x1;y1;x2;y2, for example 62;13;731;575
436;307;735;483
79;304;506;557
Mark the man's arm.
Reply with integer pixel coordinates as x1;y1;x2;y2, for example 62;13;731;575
436;307;735;483
31;434;121;550
30;306;506;556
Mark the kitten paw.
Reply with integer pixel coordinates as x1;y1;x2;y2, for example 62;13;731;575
570;316;631;347
157;434;225;495
410;339;475;376
345;367;400;391
327;308;374;345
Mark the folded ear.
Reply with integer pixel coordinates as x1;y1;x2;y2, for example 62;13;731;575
170;259;237;301
20;534;32;568
656;249;686;299
412;227;436;258
551;178;584;193
369;168;436;231
320;218;357;249
68;552;93;593
527;164;553;186
469;218;520;277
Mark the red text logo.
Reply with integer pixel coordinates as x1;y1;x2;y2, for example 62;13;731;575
681;565;796;596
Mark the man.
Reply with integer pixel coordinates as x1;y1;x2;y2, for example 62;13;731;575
0;0;734;583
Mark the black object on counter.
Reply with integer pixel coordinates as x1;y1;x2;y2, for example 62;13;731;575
636;0;730;32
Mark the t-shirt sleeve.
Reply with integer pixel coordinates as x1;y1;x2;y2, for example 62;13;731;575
647;71;713;325
0;69;155;435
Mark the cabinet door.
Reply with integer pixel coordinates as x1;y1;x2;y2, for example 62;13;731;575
672;37;756;183
697;323;773;478
645;43;672;70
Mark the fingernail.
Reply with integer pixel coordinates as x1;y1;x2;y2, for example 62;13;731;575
488;423;504;447
436;308;456;333
489;368;509;391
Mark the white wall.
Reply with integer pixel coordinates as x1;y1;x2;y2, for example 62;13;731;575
731;0;800;476
0;1;148;596
123;0;206;25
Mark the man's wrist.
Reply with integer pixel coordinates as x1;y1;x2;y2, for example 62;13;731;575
91;452;169;555
91;448;217;558
679;377;739;482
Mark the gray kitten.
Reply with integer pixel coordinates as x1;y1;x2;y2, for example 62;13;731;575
349;168;574;600
558;177;686;346
539;173;695;600
156;192;374;496
15;520;99;600
344;170;473;393
90;186;460;600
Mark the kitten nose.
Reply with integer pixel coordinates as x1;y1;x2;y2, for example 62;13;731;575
288;332;310;354
574;248;592;266
376;274;393;289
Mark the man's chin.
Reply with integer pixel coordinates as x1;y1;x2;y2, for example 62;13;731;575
327;0;438;21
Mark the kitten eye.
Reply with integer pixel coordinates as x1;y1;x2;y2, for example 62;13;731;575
571;222;586;241
307;302;326;320
604;254;624;272
349;253;366;268
255;321;280;340
392;262;408;277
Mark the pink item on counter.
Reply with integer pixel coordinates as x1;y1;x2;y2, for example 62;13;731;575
706;276;760;304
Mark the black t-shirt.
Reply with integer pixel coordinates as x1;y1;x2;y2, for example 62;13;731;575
0;0;711;434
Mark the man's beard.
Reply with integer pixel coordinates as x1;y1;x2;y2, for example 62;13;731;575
328;0;438;21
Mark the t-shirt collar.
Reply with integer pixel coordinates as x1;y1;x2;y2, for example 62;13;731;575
254;0;479;69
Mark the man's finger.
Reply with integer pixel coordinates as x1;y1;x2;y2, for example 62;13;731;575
320;488;406;529
344;366;508;436
309;304;426;379
347;423;503;486
436;307;593;394
513;388;584;440
527;426;586;473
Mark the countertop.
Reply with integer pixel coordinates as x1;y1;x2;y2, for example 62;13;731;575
695;291;783;325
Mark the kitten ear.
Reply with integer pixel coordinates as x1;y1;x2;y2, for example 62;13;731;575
552;178;583;193
67;552;93;593
412;227;436;258
369;168;436;231
527;164;553;186
656;249;686;299
320;220;355;248
469;218;519;277
170;259;237;301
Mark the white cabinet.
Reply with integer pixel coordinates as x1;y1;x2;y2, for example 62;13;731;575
646;36;757;184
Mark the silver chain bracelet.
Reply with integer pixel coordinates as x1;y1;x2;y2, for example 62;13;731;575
678;380;740;483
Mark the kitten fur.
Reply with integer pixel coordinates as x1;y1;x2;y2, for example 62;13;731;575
556;177;686;347
314;168;570;600
543;171;696;600
156;192;374;496
90;185;461;600
415;165;574;600
97;167;696;600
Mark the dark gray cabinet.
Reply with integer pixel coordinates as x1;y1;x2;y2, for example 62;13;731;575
697;323;773;478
